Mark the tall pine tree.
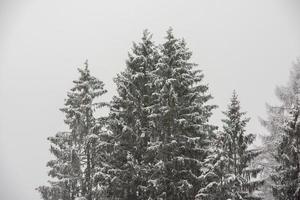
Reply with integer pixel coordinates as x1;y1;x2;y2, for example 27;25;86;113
197;91;264;200
37;61;108;200
108;30;159;200
145;28;217;200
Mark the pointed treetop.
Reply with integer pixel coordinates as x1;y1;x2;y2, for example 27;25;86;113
142;29;152;41
166;27;175;40
230;90;239;104
130;29;155;56
229;90;240;107
232;89;237;96
78;59;90;77
84;59;89;71
223;90;250;126
232;89;238;99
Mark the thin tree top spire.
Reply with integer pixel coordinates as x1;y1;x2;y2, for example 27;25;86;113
231;90;238;101
228;90;242;111
166;27;175;40
77;60;90;79
166;27;173;34
232;89;237;97
84;59;89;71
142;29;152;41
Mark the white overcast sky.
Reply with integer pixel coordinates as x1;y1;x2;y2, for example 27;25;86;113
0;0;300;199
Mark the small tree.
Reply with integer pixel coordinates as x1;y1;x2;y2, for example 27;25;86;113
197;91;264;200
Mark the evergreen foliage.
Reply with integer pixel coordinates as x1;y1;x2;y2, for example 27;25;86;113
38;29;286;200
37;61;109;200
197;91;264;200
108;30;159;200
145;28;217;200
261;60;300;199
107;28;216;200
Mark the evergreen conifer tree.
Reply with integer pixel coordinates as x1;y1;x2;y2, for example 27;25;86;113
108;30;159;200
197;91;264;200
146;28;217;200
37;61;108;200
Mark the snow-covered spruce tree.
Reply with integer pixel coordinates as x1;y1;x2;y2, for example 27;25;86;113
145;28;217;200
197;91;264;200
108;30;160;200
37;61;109;200
261;60;300;199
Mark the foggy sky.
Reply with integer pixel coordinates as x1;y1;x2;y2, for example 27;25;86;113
0;0;300;199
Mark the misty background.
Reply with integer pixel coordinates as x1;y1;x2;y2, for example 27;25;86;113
0;0;300;199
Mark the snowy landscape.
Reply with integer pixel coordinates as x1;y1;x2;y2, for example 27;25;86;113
35;30;300;200
1;1;300;200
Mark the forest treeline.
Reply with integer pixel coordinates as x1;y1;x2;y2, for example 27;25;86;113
37;29;300;200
